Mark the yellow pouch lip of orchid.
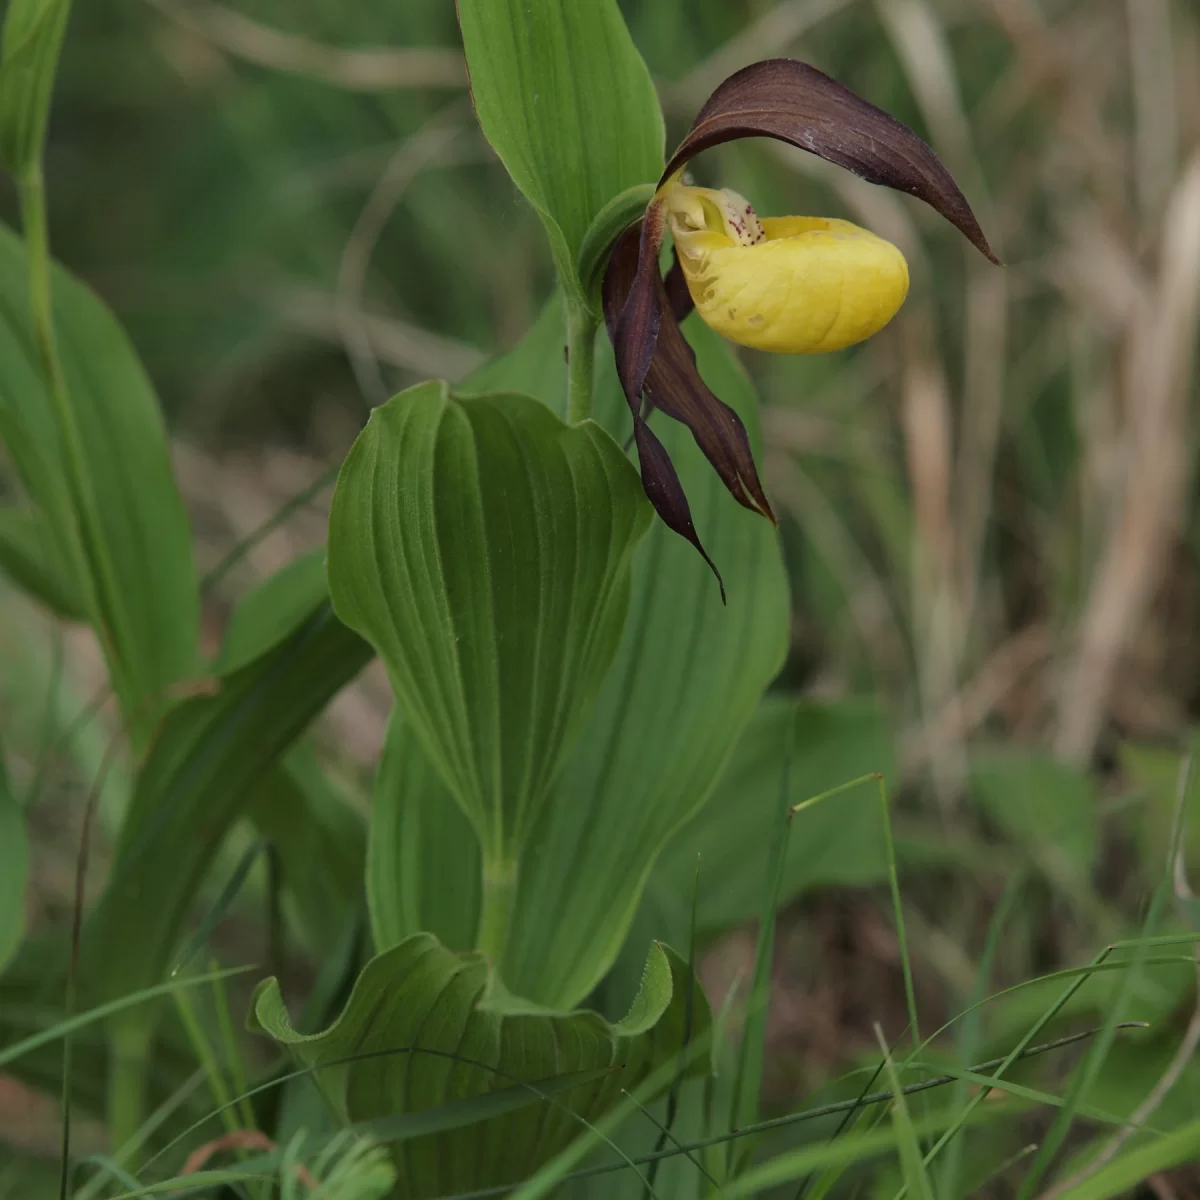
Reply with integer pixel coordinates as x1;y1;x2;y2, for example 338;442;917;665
667;202;910;355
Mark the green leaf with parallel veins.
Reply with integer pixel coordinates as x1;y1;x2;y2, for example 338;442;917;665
374;303;789;1007
0;735;26;972
455;0;663;304
249;933;709;1198
327;382;650;870
0;504;85;619
368;710;479;955
0;222;199;741
85;601;371;1002
498;314;790;1009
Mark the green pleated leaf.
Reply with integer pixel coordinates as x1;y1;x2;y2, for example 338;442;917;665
455;0;663;304
249;933;709;1198
0;736;27;972
357;303;789;1007
0;222;199;741
327;381;651;870
0;0;69;176
85;601;371;1001
0;504;85;620
499;314;790;1009
368;710;479;955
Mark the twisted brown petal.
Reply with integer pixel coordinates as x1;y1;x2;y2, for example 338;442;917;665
605;220;777;598
612;199;668;409
663;57;999;264
605;221;724;598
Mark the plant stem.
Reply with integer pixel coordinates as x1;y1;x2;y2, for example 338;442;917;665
107;1016;154;1162
476;857;518;964
565;300;597;424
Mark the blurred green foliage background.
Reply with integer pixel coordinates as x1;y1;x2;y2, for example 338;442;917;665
3;0;1200;1187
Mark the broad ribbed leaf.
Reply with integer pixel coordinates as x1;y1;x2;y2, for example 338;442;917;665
368;711;479;955
0;222;198;740
456;301;789;1008
0;504;84;619
250;934;709;1198
506;320;786;1008
327;382;650;866
0;0;69;175
0;737;26;972
455;0;663;303
85;602;371;1001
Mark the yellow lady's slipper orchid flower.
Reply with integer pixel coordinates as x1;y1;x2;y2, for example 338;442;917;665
662;183;910;355
603;58;998;597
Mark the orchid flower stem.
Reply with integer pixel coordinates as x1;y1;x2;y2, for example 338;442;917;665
565;300;597;424
476;856;518;964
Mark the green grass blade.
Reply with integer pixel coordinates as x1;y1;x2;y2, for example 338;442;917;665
140;1047;641;1183
507;1038;713;1200
646;852;702;1196
73;1070;208;1200
726;714;799;1173
1047;1116;1200;1200
168;839;268;977
623;1086;723;1193
910;1062;1154;1130
877;1026;935;1200
938;869;1024;1199
1018;740;1197;1196
73;1156;143;1193
201;466;337;592
100;1167;278;1199
875;773;919;1049
0;965;256;1069
440;1026;1133;1197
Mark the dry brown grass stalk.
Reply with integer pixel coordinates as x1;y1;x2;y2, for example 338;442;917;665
1056;154;1200;762
144;0;467;91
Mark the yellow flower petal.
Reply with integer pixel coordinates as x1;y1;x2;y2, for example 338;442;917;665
664;185;909;354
